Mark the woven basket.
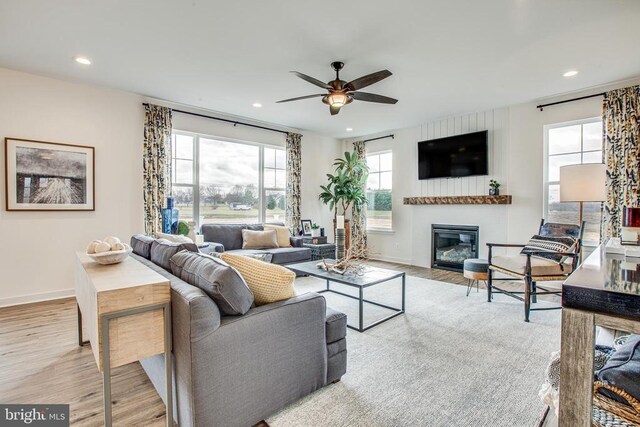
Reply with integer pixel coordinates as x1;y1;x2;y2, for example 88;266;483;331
593;381;640;426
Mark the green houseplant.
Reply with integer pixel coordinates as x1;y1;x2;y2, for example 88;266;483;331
489;179;501;196
319;151;369;243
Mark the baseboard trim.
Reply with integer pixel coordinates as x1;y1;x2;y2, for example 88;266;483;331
0;289;75;308
369;255;413;265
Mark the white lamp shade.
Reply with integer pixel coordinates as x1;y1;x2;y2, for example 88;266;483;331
559;163;606;202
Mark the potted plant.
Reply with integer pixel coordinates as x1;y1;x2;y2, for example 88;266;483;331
311;223;321;237
319;151;369;247
489;179;501;196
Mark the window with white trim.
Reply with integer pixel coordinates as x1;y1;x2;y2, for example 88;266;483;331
544;118;602;244
171;131;286;228
366;151;392;230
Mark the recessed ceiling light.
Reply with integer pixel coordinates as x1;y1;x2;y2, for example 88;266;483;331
74;56;91;65
563;70;578;77
346;128;353;132
252;102;262;108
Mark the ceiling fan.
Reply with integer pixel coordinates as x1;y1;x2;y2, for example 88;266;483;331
277;61;397;115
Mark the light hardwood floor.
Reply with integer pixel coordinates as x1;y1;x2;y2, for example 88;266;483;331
0;261;552;426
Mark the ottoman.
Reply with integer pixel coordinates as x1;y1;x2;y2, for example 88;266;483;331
463;258;488;296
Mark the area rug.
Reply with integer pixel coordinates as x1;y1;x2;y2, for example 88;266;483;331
267;275;560;427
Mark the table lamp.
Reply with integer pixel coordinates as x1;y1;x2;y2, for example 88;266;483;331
559;163;606;225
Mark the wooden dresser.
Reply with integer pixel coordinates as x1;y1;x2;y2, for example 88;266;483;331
75;252;173;427
559;245;640;426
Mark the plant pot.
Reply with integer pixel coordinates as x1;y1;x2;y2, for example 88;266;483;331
311;229;320;237
333;218;351;250
489;188;500;196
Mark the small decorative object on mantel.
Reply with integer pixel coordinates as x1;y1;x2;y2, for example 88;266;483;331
5;137;95;211
489;179;501;196
86;236;132;265
311;223;320;237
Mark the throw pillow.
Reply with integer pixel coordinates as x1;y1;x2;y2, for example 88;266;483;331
156;232;194;244
242;229;279;249
219;253;296;305
170;251;253;315
264;224;292;248
150;239;199;271
596;335;640;403
130;234;155;259
520;235;577;264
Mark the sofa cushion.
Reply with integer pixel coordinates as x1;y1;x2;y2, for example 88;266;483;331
156;232;194;244
170;251;253;315
150;239;199;271
201;224;263;251
242;229;279;249
220;253;296;305
326;307;347;344
225;249;273;263
265;247;312;265
491;254;573;277
264;224;292;248
130;234;155;259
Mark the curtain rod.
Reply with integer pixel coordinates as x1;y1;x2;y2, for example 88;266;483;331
142;103;289;135
536;93;605;111
363;134;395;143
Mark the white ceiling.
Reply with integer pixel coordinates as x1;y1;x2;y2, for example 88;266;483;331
1;1;639;138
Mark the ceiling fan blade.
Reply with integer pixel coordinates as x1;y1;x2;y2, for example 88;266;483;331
350;91;398;104
330;105;341;115
345;70;392;91
276;94;325;103
291;71;332;90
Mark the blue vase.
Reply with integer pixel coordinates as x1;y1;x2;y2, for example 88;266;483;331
161;197;179;234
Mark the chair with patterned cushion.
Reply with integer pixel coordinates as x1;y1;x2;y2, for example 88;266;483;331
486;219;585;322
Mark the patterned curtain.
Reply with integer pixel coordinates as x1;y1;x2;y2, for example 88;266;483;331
143;104;172;235
285;133;302;233
602;85;640;238
351;140;367;252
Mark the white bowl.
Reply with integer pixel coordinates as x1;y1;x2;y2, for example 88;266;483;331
87;245;133;265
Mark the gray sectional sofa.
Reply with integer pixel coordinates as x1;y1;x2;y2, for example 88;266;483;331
130;235;347;427
200;223;312;265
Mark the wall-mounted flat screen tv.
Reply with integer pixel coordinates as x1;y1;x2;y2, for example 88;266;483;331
418;130;488;180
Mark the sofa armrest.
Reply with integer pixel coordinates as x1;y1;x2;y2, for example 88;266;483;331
204;241;225;253
290;236;305;247
189;292;328;426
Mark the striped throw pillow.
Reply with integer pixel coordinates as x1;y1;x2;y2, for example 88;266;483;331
520;235;577;263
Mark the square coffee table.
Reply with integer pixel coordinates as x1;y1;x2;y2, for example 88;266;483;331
288;259;406;332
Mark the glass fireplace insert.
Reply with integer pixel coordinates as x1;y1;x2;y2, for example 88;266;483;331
431;224;479;272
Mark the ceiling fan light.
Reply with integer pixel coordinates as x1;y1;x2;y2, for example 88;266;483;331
327;93;348;108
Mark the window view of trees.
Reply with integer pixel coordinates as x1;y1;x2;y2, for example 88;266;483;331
366;152;392;229
170;132;285;226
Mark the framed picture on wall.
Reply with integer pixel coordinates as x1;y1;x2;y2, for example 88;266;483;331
301;219;313;236
5;138;95;211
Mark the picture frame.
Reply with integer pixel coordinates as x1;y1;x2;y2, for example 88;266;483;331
5;137;95;211
301;219;313;236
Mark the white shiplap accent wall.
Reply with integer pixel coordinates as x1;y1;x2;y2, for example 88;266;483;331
418;108;509;197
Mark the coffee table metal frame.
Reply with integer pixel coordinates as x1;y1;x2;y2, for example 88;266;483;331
289;261;406;332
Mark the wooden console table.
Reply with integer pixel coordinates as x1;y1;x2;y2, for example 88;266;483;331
75;252;173;427
559;245;640;426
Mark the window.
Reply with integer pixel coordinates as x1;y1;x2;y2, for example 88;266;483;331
545;118;602;244
171;131;286;227
366;151;392;230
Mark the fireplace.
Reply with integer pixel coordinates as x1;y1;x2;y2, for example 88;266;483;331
431;224;479;272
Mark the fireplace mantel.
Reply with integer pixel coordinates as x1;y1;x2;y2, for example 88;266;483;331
403;195;512;205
